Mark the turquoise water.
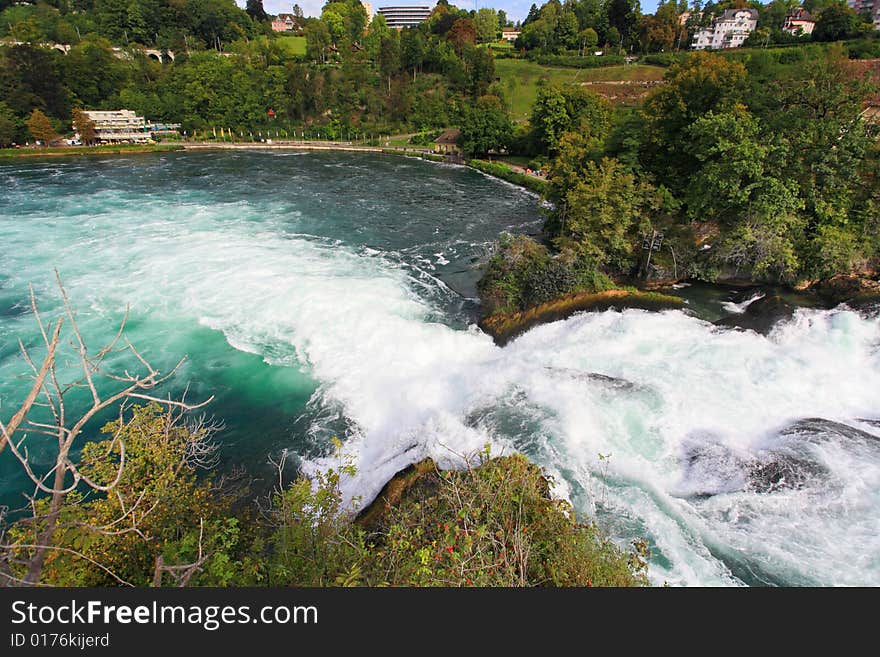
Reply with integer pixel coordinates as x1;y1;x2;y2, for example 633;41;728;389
2;151;879;586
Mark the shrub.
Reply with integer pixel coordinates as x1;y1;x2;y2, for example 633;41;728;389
358;453;648;587
477;234;612;316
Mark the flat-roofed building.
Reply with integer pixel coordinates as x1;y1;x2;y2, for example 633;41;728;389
82;110;151;143
377;5;431;29
848;0;880;28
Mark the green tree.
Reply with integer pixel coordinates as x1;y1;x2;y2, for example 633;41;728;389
378;31;400;91
460;95;513;155
474;7;499;43
530;84;610;154
641;51;748;193
556;10;579;50
605;25;621;48
551;156;648;267
0;100;21;147
72;107;97;145
400;27;426;79
246;0;268;23
579;27;599;55
530;85;570;152
813;1;861;41
305;18;332;63
606;0;639;44
26;107;57;144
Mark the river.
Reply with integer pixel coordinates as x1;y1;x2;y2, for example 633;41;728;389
1;150;878;586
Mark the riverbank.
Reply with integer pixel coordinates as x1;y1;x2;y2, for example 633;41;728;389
0;143;184;159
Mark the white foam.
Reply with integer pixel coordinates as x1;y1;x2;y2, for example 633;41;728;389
721;291;765;314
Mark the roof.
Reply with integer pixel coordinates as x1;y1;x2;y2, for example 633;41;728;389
787;8;815;22
718;8;759;21
434;129;461;145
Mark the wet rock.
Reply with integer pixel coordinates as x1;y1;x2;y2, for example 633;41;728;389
746;456;828;494
813;274;880;306
544;366;639;391
715;295;797;334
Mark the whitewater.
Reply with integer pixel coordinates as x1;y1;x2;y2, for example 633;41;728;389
1;151;878;586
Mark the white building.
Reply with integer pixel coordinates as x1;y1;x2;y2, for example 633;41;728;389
691;9;758;50
501;29;521;42
848;0;880;29
783;8;816;35
81;110;151;143
377;5;431;29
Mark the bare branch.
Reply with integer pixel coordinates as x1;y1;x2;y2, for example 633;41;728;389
0;320;62;455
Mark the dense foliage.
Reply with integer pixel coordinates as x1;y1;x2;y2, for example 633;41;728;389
479;42;878;315
0;406;646;587
0;1;504;143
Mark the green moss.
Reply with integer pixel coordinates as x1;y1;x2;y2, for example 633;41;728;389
479;288;684;346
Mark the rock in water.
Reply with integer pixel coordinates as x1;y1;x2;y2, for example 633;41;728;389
715;295;797;334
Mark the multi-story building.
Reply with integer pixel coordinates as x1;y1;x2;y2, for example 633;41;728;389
848;0;880;28
361;1;373;22
783;8;816;35
81;110;151;143
377;5;431;29
691;8;758;50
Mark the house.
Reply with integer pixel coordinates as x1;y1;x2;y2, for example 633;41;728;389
501;29;521;42
783;8;816;35
271;14;298;32
691;8;758;50
433;129;461;155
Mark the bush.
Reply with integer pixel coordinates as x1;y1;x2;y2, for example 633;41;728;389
477;234;612;315
642;53;686;67
467;158;551;195
358;453;648;587
533;54;626;68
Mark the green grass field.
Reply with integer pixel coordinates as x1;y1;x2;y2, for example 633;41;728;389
276;35;307;57
495;59;666;120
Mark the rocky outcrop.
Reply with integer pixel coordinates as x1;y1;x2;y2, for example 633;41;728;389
715;294;798;334
355;458;439;530
812;274;880;307
479;288;683;346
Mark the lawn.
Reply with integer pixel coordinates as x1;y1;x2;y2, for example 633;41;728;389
276;35;307;57
495;59;666;120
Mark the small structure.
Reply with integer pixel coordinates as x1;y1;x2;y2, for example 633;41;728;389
146;121;180;138
501;29;521;42
783;8;816;35
272;14;299;32
691;8;758;50
433;129;461;156
81;110;151;143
